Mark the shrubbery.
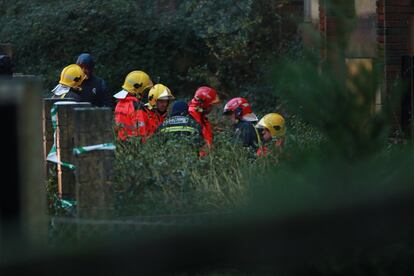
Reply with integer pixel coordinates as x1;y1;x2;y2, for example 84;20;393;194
113;116;323;216
0;0;294;111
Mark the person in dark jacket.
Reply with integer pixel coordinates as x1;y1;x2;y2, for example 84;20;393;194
76;53;112;107
158;100;201;139
157;100;203;153
223;97;261;150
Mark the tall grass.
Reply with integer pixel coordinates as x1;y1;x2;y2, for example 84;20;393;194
112;117;324;217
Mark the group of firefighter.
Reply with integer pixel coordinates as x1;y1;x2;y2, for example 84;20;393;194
51;54;286;157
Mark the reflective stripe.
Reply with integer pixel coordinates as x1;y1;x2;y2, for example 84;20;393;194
160;126;197;134
63;73;77;81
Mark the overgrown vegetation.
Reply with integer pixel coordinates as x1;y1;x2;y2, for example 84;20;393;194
112;116;324;216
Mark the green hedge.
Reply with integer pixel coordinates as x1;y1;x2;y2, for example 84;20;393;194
1;0;294;108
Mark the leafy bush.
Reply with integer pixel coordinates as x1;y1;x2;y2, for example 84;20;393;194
0;0;296;111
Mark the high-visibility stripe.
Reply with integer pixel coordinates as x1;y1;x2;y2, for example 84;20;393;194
63;73;77;81
160;126;197;134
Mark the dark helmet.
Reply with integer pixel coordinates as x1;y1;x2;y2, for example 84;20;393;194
171;100;189;116
76;53;94;75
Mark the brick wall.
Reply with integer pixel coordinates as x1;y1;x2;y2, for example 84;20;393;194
377;0;413;89
377;0;414;135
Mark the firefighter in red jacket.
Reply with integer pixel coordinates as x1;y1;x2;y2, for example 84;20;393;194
188;86;220;156
255;113;286;157
136;84;174;142
114;71;153;141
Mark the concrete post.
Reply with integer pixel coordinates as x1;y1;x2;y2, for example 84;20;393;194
54;102;91;199
73;107;115;219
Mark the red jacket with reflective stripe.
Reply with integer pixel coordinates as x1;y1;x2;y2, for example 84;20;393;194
136;106;166;142
114;95;140;141
188;104;213;148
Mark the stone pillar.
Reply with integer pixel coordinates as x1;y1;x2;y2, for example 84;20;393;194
73;107;115;219
54;102;91;199
0;76;46;253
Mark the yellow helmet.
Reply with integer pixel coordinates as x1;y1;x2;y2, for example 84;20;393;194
256;113;286;138
122;71;153;95
59;64;86;88
147;84;175;109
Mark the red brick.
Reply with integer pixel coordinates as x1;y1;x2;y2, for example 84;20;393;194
387;65;401;71
385;43;410;50
386;6;414;13
385;0;412;6
386;74;400;80
383;13;410;20
381;27;409;36
386;56;408;64
384;35;410;43
380;20;409;28
386;50;410;57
